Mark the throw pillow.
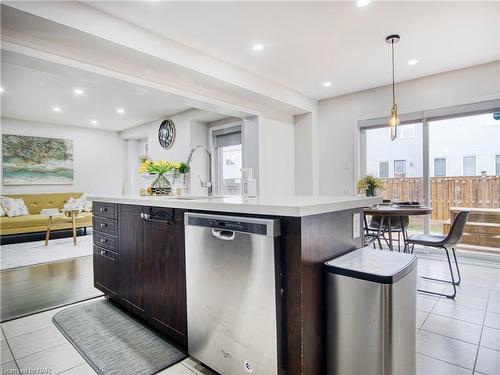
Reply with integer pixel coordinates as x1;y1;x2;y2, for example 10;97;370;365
64;197;81;210
78;192;93;212
0;204;5;217
0;196;30;217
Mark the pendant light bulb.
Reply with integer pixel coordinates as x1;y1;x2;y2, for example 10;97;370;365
390;104;399;140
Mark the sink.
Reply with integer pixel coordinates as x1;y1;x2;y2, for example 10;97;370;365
144;195;225;201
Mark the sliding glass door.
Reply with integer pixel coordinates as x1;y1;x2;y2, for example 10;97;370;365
360;102;500;252
429;112;500;237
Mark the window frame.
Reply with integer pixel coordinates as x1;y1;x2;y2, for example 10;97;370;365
209;121;243;196
433;157;447;177
495;154;500;176
462;155;477;177
378;161;389;179
394;159;406;176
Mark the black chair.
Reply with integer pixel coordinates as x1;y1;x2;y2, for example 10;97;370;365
406;211;469;299
364;215;409;251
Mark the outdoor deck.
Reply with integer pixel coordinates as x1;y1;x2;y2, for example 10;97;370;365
380;176;500;254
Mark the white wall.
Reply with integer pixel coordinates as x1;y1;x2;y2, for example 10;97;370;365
259;116;296;196
319;61;500;196
0;118;127;195
121;109;213;195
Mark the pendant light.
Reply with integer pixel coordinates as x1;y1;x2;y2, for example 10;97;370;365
386;34;400;140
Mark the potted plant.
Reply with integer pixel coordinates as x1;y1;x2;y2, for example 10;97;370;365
357;175;383;197
139;160;175;195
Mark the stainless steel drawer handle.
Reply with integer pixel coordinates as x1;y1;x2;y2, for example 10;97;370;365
100;238;107;243
100;223;107;228
211;228;235;241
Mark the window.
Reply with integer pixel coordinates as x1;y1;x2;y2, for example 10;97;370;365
396;123;416;139
394;160;406;176
434;158;446;177
463;156;476;176
496;155;500;176
213;125;242;196
379;161;389;178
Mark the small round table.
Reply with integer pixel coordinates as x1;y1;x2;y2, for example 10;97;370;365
41;208;82;246
363;205;433;251
63;209;82;246
41;208;61;246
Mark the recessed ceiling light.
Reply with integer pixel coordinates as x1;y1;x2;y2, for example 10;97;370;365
91;120;98;125
73;88;84;95
0;87;5;93
52;106;61;112
116;108;125;114
252;44;263;51
323;82;332;87
408;59;419;65
356;0;370;7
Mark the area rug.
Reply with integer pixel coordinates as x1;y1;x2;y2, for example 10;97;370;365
0;235;93;270
53;300;187;375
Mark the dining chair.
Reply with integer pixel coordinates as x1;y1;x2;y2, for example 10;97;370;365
406;210;469;299
364;215;409;251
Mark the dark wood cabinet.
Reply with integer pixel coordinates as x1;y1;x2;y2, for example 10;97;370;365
145;210;187;345
93;247;118;296
93;202;119;297
118;204;148;317
93;203;187;347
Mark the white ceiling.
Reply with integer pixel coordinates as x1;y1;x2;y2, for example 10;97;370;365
0;51;226;131
87;1;500;100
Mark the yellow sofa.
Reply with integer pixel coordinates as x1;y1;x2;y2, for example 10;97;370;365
0;193;92;236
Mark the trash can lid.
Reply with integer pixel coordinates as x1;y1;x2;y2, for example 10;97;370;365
324;248;417;284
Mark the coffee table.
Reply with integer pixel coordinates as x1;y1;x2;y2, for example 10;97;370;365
41;208;61;246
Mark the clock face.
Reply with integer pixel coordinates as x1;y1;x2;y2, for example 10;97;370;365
158;120;175;150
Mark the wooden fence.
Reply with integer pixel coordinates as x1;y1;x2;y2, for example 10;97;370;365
380;176;500;221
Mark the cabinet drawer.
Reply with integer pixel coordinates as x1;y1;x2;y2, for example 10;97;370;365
93;231;118;251
93;202;117;219
93;216;117;235
94;246;118;261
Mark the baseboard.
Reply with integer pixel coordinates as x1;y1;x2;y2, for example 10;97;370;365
0;228;91;245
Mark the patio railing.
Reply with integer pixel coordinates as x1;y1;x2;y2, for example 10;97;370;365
380;176;500;221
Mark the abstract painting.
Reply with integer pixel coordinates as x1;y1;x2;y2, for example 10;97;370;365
2;134;73;185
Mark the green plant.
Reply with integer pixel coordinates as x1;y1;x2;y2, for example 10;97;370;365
357;175;383;196
177;162;190;174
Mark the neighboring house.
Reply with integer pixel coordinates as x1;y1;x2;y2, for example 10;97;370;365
366;113;500;178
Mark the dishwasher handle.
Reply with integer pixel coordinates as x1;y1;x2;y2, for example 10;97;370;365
211;228;235;241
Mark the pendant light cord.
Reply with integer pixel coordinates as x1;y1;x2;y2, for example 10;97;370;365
391;40;396;106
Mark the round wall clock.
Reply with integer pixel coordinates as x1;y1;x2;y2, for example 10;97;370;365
158;119;176;150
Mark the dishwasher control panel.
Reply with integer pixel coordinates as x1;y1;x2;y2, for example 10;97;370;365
186;214;276;236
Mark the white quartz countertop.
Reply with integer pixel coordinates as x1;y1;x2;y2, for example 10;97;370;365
89;195;382;217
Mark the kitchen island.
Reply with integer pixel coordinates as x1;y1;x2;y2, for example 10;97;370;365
89;195;380;375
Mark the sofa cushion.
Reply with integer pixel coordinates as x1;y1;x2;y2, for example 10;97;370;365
0;197;29;217
3;193;85;214
0;212;92;230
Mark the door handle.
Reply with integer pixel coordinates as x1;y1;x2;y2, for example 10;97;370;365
211;228;235;241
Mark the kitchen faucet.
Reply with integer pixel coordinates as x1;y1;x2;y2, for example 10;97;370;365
186;145;213;196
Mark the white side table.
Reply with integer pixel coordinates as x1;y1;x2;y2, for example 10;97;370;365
41;208;61;246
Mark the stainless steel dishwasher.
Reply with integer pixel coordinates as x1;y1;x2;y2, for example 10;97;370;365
185;212;282;375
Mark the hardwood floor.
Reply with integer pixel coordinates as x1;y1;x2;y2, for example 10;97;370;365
1;256;102;322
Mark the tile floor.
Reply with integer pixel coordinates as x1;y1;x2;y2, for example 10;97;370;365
416;256;500;375
1;255;499;375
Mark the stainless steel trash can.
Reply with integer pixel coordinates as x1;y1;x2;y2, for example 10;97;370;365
325;248;417;375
